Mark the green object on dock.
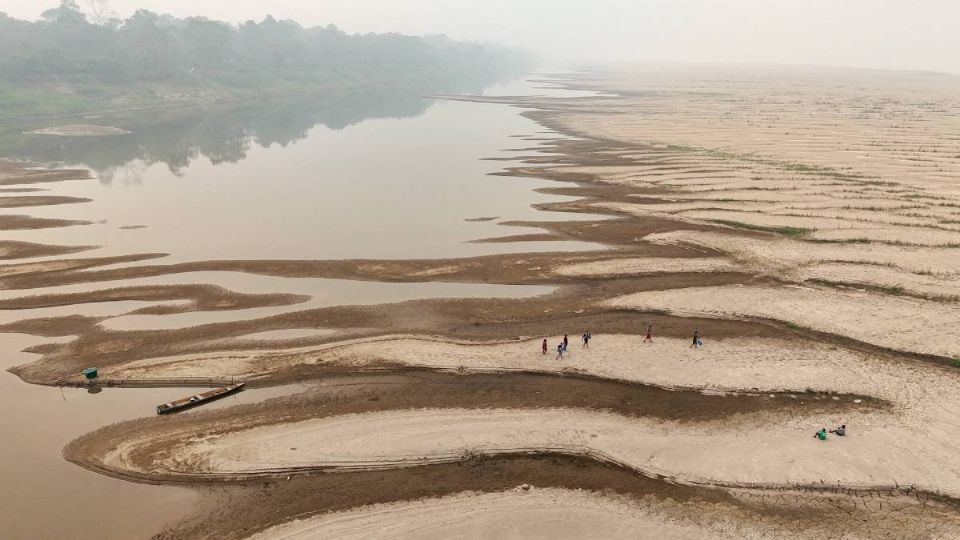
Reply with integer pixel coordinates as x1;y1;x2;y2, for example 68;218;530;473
83;367;98;379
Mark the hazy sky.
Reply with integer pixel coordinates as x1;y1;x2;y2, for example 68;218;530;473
3;0;959;74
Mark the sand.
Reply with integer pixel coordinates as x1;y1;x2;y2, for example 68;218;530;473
646;230;960;277
99;334;880;394
247;488;753;540
104;405;959;497
798;262;960;300
604;285;960;358
554;257;740;277
87;328;960;498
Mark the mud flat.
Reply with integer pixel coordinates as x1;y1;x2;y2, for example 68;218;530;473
89;405;925;488
139;454;960;538
251;485;848;540
247;488;730;540
246;487;960;540
3;66;960;538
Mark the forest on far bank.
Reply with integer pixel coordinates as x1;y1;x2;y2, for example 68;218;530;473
0;1;533;120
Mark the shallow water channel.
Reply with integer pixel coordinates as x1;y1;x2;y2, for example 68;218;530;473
0;75;602;538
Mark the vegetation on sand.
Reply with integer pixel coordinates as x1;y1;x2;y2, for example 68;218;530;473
708;219;812;238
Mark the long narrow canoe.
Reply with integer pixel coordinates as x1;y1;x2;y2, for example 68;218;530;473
156;383;245;415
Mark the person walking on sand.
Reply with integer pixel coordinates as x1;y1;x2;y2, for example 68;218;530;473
542;339;548;355
582;332;591;348
690;330;701;348
563;334;569;352
556;343;564;360
643;325;653;344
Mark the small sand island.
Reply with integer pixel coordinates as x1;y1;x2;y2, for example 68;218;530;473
26;124;132;136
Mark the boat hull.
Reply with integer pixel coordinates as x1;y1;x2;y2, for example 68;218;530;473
156;383;245;415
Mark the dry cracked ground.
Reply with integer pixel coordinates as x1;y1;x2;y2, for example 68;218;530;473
6;65;960;538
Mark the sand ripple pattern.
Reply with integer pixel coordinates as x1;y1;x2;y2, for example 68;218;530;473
248;488;759;540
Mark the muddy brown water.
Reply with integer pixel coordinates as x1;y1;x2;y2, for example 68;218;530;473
0;75;610;538
0;333;320;538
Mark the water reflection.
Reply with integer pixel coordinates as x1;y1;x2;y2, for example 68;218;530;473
0;83;491;181
7;95;603;262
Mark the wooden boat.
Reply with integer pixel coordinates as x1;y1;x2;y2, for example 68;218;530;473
156;383;245;415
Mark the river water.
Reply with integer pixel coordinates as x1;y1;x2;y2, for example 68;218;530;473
0;74;600;538
3;80;596;263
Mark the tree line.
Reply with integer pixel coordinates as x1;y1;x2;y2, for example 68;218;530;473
0;1;531;93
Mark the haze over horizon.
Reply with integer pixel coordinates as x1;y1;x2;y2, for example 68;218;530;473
2;0;959;75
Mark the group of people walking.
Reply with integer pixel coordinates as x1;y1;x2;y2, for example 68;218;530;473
541;325;705;359
542;332;592;359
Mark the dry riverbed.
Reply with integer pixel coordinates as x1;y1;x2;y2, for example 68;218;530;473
3;66;960;538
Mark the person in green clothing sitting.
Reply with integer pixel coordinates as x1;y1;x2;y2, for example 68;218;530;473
813;428;828;440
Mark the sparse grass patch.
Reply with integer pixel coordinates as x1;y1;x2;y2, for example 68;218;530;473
811;278;904;296
807;237;960;248
709;219;812;238
853;179;898;187
809;278;959;302
913;267;954;278
882;284;906;295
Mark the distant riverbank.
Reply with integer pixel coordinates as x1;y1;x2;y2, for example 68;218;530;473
0;5;532;122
